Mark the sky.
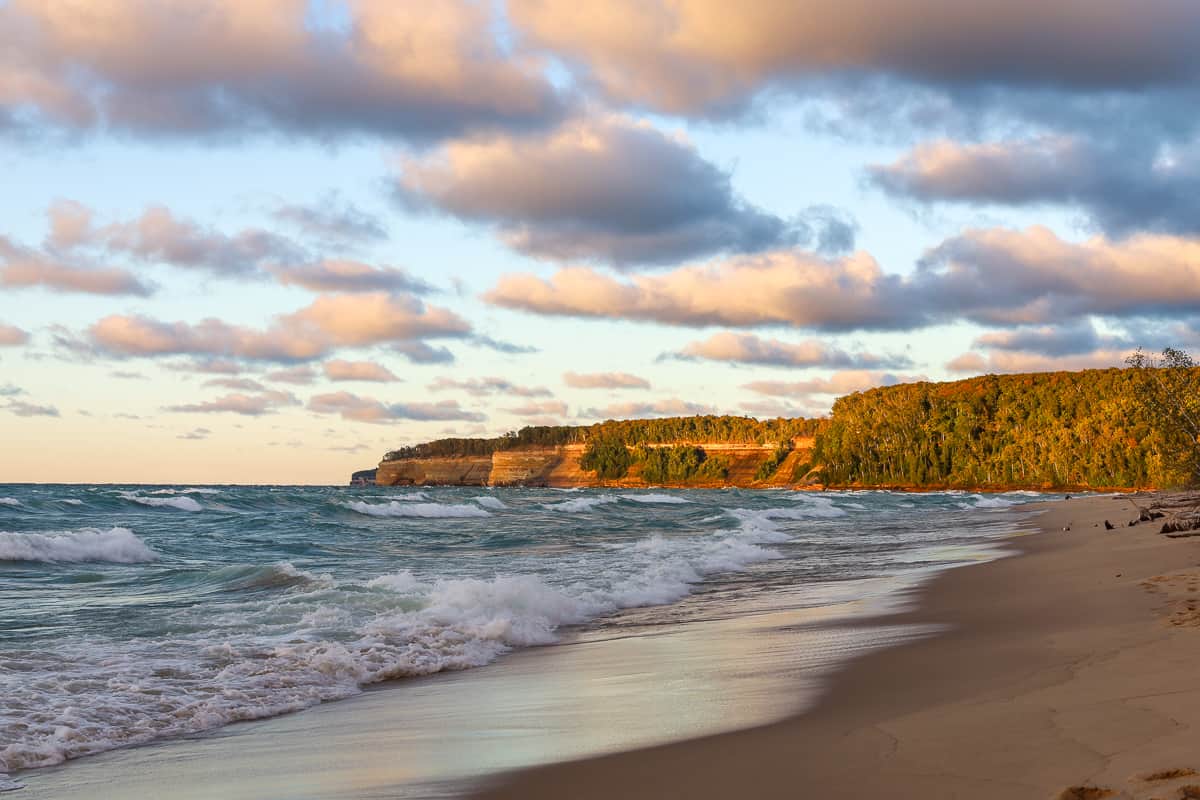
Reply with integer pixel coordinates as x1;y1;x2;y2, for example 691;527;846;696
2;0;1200;484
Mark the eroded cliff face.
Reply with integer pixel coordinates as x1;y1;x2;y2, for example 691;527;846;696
375;439;818;488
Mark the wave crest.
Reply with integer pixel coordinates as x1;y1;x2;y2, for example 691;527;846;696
345;501;490;519
0;527;158;563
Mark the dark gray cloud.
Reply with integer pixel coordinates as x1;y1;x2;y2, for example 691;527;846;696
972;321;1133;357
871;136;1200;237
396;115;802;267
0;0;566;142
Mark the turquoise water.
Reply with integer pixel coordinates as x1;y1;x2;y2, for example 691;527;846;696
0;484;1047;790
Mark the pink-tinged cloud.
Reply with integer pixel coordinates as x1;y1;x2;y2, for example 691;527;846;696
485;252;916;331
428;376;551;397
563;371;650;390
264;365;318;385
580;398;716;420
323;359;400;383
677;332;910;369
269;260;433;294
946;349;1128;374
397;114;797;266
743;371;924;397
1;235;152;296
53;204;303;277
87;292;471;362
202;377;267;391
165;390;299;416
504;400;569;417
509;0;1200;115
307;391;486;424
0;0;564;140
0;323;30;346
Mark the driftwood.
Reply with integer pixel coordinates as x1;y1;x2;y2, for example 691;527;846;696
1149;490;1200;535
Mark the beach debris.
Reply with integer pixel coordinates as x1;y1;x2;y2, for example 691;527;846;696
1105;520;1115;530
1056;786;1113;800
1179;785;1200;799
1143;767;1197;782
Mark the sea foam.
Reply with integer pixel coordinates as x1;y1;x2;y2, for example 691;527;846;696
620;493;690;504
120;493;203;512
345;500;491;518
0;527;158;563
543;495;619;513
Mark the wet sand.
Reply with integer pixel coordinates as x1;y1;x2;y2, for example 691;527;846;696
476;493;1200;800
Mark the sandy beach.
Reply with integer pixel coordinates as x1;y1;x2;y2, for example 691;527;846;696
477;493;1200;800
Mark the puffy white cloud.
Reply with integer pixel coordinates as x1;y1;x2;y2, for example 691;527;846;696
268;260;433;293
0;322;30;345
1;234;152;296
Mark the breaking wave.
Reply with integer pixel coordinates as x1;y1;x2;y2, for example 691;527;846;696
345;500;491;518
0;527;158;564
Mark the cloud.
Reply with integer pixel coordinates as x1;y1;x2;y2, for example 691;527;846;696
272;198;387;246
0;0;565;141
52;203;304;277
946;349;1128;374
324;359;400;382
264;365;318;385
268;260;434;293
739;398;826;419
167;359;244;375
484;252;919;331
4;399;60;417
392;341;455;364
177;427;211;440
0;384;23;396
87;292;471;362
563;371;650;390
470;334;539;354
0;323;30;346
327;443;370;454
165;390;299;416
428;377;551;397
504;400;569;417
743;371;920;397
673;332;911;369
203;377;267;391
971;321;1132;357
580;397;716;420
870;136;1200;237
489;228;1200;332
1;235;152;296
508;0;1200;116
308;391;486;423
918;226;1200;325
396;115;800;266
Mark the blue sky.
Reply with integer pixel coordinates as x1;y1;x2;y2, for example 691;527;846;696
2;0;1198;483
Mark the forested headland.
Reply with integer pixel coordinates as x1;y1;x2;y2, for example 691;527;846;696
379;366;1200;491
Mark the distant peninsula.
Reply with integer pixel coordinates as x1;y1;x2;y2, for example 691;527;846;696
362;368;1200;492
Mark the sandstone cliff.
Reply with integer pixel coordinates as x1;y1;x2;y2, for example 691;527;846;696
375;439;817;489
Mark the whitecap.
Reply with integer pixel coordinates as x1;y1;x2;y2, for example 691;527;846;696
542;495;619;513
120;493;203;512
619;493;690;504
473;496;508;510
0;527;158;563
0;498;20;507
345;501;490;519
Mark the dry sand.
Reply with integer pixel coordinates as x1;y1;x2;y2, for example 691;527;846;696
476;493;1200;800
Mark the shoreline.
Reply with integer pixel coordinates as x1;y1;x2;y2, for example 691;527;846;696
475;493;1200;800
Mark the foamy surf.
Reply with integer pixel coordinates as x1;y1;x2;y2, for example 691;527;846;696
543;495;619;513
620;493;690;504
119;493;203;512
345;500;491;518
0;527;158;563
